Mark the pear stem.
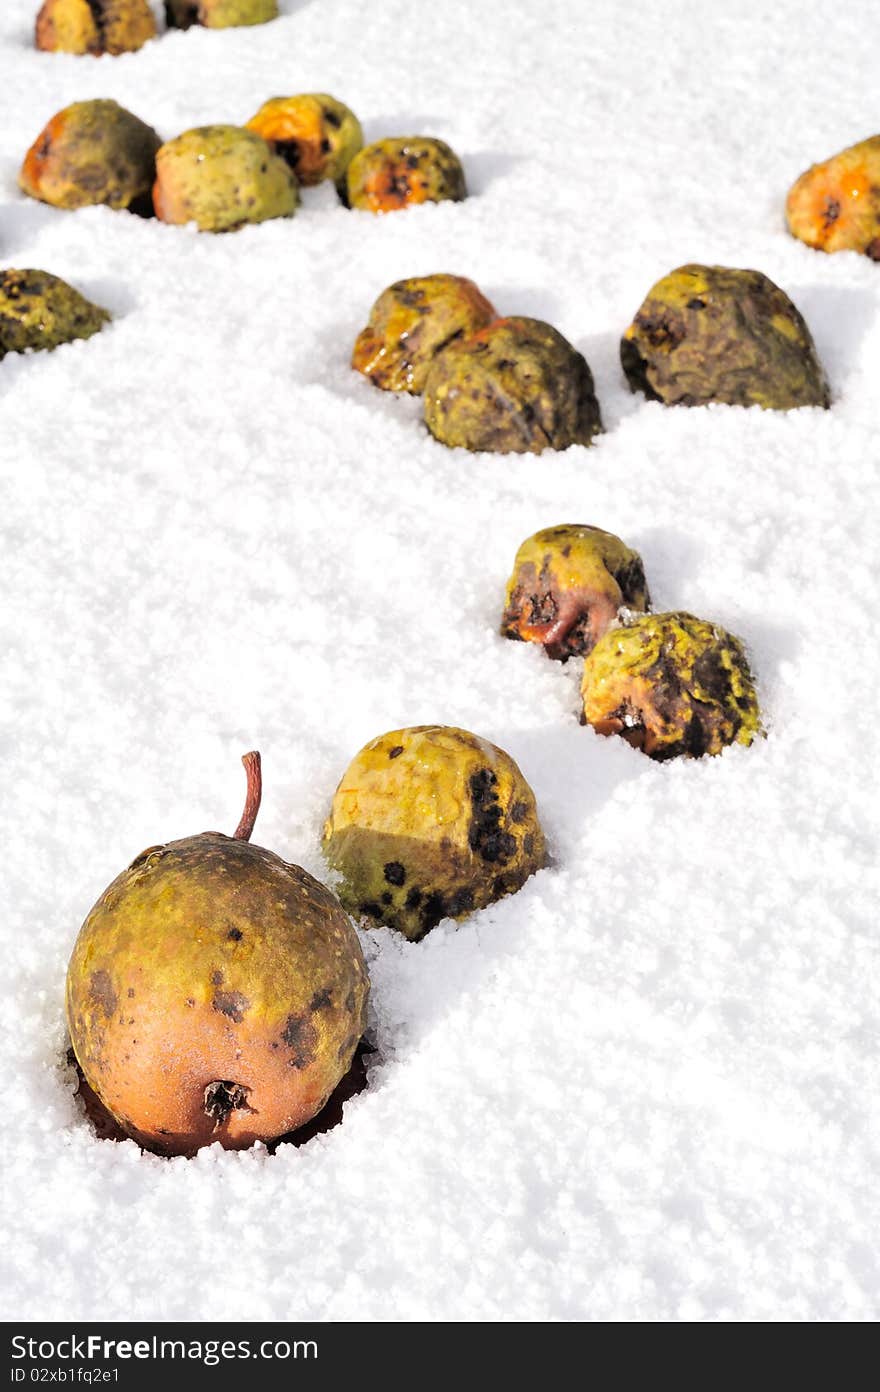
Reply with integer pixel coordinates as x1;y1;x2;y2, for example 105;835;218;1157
234;751;262;841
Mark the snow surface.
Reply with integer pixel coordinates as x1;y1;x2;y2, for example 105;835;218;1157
2;0;880;1323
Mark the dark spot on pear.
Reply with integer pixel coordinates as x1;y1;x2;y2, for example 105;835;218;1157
421;891;446;932
446;887;474;916
282;1013;318;1068
693;648;734;703
212;991;250;1023
468;769;516;863
89;970;117;1020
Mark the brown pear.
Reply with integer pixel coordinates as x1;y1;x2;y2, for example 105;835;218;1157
67;754;369;1156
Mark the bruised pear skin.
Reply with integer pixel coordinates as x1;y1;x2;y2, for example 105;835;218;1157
346;137;466;212
35;0;157;54
580;611;762;760
322;726;546;941
66;758;369;1156
621;264;830;410
786;136;880;258
165;0;279;26
501;525;650;661
153;126;298;232
352;274;497;394
247;94;363;187
19;100;161;212
424;316;603;453
0;269;109;359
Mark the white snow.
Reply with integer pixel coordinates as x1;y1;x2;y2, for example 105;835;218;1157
2;0;879;1322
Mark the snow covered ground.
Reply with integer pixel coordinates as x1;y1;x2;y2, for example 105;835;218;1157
2;0;879;1322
